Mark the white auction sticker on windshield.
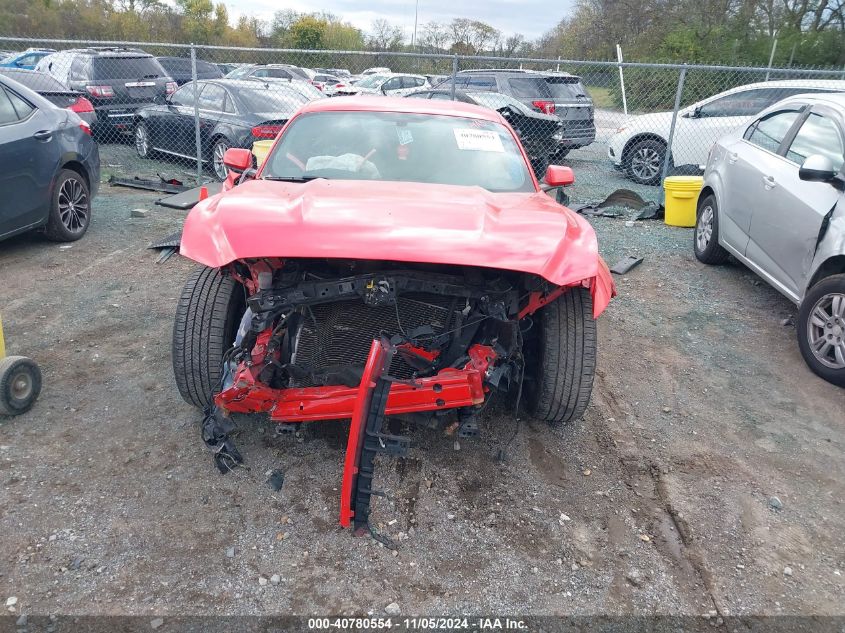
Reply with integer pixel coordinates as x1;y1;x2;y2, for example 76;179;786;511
453;128;504;152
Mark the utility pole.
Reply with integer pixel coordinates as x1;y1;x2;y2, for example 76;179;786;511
411;0;419;50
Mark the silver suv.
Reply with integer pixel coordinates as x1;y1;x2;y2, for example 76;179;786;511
694;92;845;386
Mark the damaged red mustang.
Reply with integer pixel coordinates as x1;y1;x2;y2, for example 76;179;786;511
171;96;615;533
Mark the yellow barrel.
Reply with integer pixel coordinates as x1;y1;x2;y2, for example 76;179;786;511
663;176;704;227
252;140;274;168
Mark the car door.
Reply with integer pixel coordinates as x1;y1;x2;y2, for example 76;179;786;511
195;83;228;152
381;76;404;96
746;106;845;298
0;85;56;237
717;108;804;254
150;81;199;155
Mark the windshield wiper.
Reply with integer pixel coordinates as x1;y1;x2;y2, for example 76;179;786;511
263;175;320;182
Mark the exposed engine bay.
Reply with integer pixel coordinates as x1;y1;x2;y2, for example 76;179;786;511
225;257;528;393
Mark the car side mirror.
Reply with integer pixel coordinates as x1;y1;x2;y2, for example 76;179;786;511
799;154;839;184
544;165;575;187
498;106;513;119
381;86;389;95
223;148;252;173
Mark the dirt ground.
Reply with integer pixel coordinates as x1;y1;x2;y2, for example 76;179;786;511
0;185;843;621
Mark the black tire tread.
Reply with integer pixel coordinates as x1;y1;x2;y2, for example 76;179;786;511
532;288;597;425
172;265;243;409
694;194;731;265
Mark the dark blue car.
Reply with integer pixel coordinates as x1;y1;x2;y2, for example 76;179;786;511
0;74;100;243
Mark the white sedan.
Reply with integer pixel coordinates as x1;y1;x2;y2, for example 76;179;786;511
335;73;429;97
608;79;845;185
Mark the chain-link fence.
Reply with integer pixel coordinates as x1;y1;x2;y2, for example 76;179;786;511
2;36;844;205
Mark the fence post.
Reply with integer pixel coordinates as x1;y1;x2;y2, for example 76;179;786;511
616;44;628;116
660;64;687;198
190;44;202;185
765;37;778;81
450;54;458;101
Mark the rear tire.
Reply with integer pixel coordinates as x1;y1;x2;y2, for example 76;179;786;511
524;288;597;426
44;169;91;242
796;274;845;387
693;193;730;265
172;266;246;409
209;138;231;181
0;356;42;416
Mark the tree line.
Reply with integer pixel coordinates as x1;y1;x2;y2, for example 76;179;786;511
0;0;842;67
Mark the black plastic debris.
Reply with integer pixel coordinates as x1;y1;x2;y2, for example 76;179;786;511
201;407;243;474
633;202;665;220
148;231;183;250
108;174;187;194
610;256;644;275
574;188;664;220
156;182;223;210
147;230;183;264
267;469;285;492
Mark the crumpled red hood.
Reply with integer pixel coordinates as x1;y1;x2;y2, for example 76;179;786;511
181;179;614;315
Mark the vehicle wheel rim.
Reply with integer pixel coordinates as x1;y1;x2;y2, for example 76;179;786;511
10;370;33;401
807;292;845;370
696;205;714;252
135;125;148;157
631;146;662;181
213;142;229;180
58;177;89;234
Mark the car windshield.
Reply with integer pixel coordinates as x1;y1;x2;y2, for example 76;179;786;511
92;56;165;80
508;77;553;99
262;111;534;192
237;85;308;112
226;66;251;78
356;74;386;89
0;53;16;63
546;76;587;99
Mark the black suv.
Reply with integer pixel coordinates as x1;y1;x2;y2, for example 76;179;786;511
36;47;176;137
436;69;596;157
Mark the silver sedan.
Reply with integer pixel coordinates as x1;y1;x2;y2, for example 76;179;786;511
694;92;845;387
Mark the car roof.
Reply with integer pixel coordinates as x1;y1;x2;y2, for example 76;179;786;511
297;95;506;122
720;79;845;93
772;91;845;109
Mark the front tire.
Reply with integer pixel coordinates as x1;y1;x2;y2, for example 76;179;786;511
624;138;666;186
693;193;730;265
797;274;845;387
44;169;91;242
524;288;597;426
172;266;246;409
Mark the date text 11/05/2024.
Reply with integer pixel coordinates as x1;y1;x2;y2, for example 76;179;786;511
307;617;529;630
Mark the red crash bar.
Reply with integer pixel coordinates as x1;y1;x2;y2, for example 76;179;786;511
215;344;497;423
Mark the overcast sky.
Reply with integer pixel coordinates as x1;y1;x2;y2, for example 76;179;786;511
227;0;569;41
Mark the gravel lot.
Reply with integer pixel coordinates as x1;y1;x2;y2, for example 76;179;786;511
0;182;843;621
